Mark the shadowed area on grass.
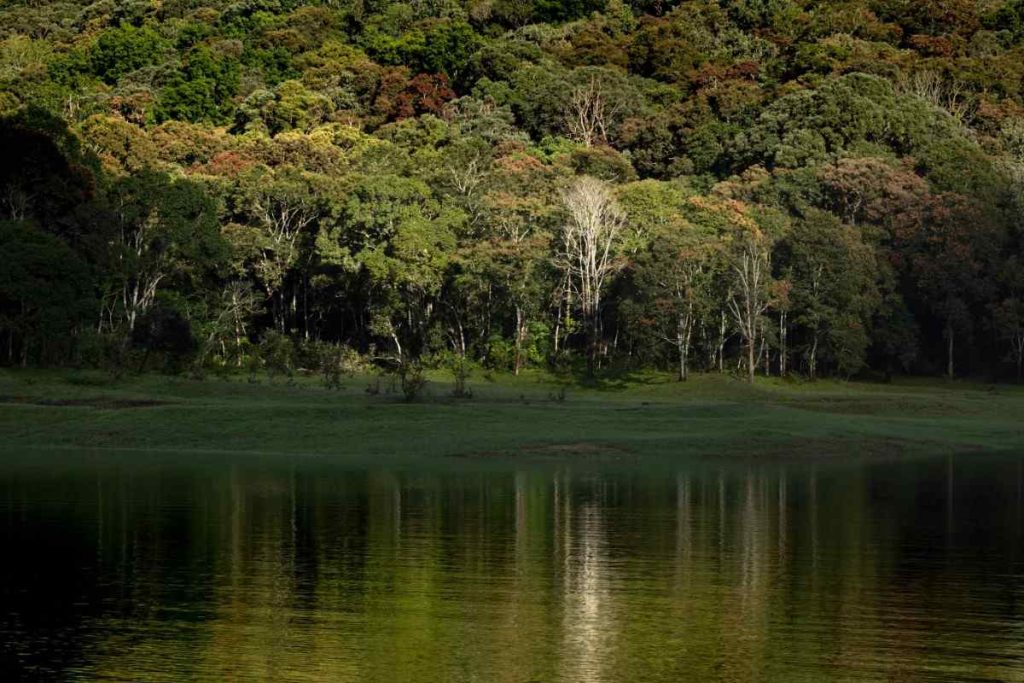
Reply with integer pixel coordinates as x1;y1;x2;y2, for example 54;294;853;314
1;369;1021;461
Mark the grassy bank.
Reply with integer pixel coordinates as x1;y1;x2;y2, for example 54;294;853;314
0;369;1022;461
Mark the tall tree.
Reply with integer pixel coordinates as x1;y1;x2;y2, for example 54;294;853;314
781;210;879;379
728;225;772;383
557;176;627;373
101;172;225;336
227;167;332;334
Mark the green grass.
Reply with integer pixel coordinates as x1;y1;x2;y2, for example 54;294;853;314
0;368;1022;462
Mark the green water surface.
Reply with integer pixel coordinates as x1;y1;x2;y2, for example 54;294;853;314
2;451;1023;681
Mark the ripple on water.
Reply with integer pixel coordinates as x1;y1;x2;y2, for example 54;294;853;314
2;455;1024;681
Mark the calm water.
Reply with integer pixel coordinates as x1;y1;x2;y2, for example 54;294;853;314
2;452;1024;681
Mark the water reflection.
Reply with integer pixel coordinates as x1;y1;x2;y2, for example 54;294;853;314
3;455;1024;681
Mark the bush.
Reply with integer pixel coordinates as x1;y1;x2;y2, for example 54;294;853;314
258;330;294;380
440;351;473;399
485;334;514;371
303;340;364;390
397;360;427;402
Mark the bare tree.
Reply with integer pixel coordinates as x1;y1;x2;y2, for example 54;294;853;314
896;70;974;129
727;231;771;383
446;151;489;228
447;153;486;198
664;261;705;382
1;186;29;221
558;176;626;372
566;76;617;148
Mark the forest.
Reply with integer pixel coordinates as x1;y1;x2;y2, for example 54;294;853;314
3;0;1024;384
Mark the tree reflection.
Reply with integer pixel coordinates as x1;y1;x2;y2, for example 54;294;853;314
3;456;1024;680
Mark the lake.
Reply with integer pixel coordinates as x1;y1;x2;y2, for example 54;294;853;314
2;451;1023;681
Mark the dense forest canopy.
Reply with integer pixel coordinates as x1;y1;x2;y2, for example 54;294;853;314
3;0;1024;382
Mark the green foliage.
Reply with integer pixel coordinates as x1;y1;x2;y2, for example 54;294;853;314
778;210;879;377
0;221;94;365
736;74;949;170
235;80;333;133
90;23;169;84
157;46;241;123
304;339;360;389
259;329;294;380
396;359;428;401
363;18;480;84
2;0;1024;381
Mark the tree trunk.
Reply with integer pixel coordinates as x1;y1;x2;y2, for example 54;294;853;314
18;300;27;367
946;323;954;380
291;289;298;335
678;340;686;382
553;294;563;356
677;313;687;382
235;318;244;367
391;330;403;364
778;310;787;376
513;306;524;376
1015;333;1024;383
718;310;727;374
759;333;769;377
586;315;598;376
809;329;819;380
746;336;755;383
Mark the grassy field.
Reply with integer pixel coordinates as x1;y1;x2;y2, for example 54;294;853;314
0;368;1022;462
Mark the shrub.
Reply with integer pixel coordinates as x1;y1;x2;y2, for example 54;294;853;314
303;340;363;390
397;360;427;401
258;330;294;380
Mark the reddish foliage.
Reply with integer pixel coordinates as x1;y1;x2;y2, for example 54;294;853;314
908;34;955;57
375;71;456;122
820;158;929;226
198;150;257;177
109;93;154;126
494;153;546;174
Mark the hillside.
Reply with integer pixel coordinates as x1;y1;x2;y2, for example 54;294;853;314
2;0;1024;381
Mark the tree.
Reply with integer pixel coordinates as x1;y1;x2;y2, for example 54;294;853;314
156;45;241;124
994;297;1024;382
196;281;260;368
633;227;718;380
727;226;772;383
227;167;331;334
321;174;463;361
566;75;615;148
0;108;98;240
780;210;879;379
131;304;197;373
558;176;626;373
101;173;226;336
89;23;168;85
3;0;1023;383
890;194;997;379
0;220;93;366
478;170;556;374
